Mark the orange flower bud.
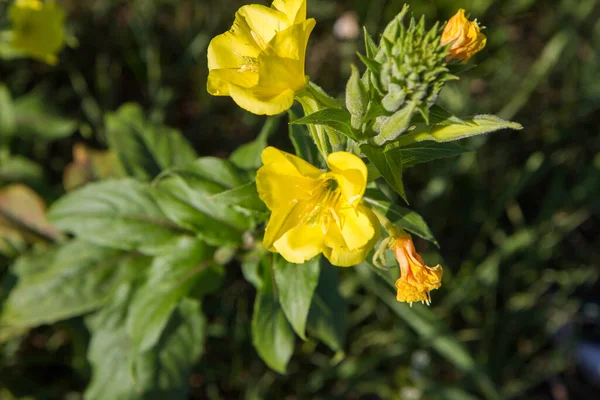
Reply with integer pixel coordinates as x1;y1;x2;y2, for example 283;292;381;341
441;9;486;62
393;235;442;305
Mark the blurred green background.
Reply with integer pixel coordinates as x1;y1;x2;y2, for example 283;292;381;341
1;0;599;398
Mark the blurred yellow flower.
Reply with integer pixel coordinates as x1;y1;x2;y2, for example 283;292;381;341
207;0;315;115
9;0;66;65
393;235;442;305
256;146;380;266
441;8;486;62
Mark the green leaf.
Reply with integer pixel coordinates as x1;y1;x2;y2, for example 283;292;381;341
307;258;347;351
252;260;295;374
0;156;45;190
48;179;184;255
152;159;254;246
364;189;437;245
361;144;407;202
363;26;378;59
132;298;206;397
272;255;320;340
230;116;279;170
126;237;214;353
12;89;78;141
288;109;320;166
290;108;360;141
0;241;147;340
395;114;523;147
390;141;471;169
210;181;268;219
0;84;16;140
421;104;467;126
85;287;206;400
106;103;197;181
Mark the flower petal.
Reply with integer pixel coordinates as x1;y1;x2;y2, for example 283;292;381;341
326;152;368;206
10;0;65;64
237;4;290;49
257;146;321;210
207;17;260;71
207;69;259;96
323;205;380;267
271;0;306;25
273;222;325;263
228;84;295;115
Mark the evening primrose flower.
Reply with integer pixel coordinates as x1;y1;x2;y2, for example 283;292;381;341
256;146;380;266
9;0;66;65
207;0;315;115
393;235;442;305
441;8;486;62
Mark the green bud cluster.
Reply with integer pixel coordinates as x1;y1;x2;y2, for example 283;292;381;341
347;5;456;146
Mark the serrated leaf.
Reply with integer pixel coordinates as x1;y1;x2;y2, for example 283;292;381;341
230;116;279;170
361;144;407;202
252;260;295;374
48;179;184;255
364;189;437;246
106;103;197;181
85;287;205;400
395;114;523;147
0;241;147;340
152;159;255;246
307;258;347;351
273;255;320;340
12;89;78;141
290;108;360;141
126;237;215;353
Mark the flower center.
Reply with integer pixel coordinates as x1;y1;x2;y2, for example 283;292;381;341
239;56;259;73
301;177;343;230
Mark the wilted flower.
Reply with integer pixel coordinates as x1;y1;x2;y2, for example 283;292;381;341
9;0;66;65
207;0;315;115
256;146;380;266
441;8;486;62
393;235;442;305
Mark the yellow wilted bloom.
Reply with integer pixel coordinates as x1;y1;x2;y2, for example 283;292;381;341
256;147;380;266
9;0;66;65
393;235;442;305
207;0;315;115
441;8;486;62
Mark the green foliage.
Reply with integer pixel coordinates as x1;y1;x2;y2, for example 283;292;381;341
250;256;296;374
105;103;197;181
48;179;184;255
0;0;598;398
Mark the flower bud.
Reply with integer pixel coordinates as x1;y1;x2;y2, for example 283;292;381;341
392;235;442;305
441;9;486;63
356;6;457;146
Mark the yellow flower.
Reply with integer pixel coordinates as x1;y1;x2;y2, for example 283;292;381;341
393;235;442;305
256;146;380;266
440;8;486;63
207;0;315;115
9;0;66;65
